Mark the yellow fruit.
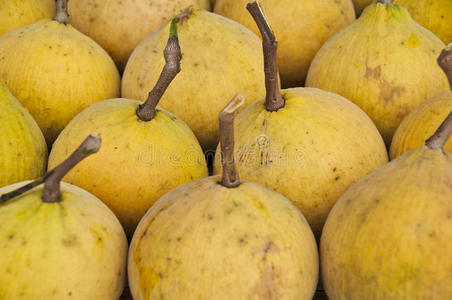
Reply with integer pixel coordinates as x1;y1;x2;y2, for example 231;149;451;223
129;94;319;300
213;3;387;237
320;111;452;299
214;0;355;87
122;9;265;150
0;5;120;144
50;24;208;237
68;0;210;71
0;78;47;188
0;0;55;35
394;0;452;44
0;135;128;300
306;1;449;145
353;0;373;15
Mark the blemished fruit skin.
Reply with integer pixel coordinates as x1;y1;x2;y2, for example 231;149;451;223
122;10;265;151
0;20;120;144
390;93;452;158
321;146;452;299
214;0;355;88
306;3;449;145
353;0;373;15
129;176;319;300
48;99;208;237
68;0;210;71
0;0;55;35
213;88;388;237
0;181;128;300
394;0;452;44
0;78;47;188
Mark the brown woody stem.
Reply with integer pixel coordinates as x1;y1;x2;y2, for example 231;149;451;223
53;0;69;24
219;94;245;188
136;19;181;121
426;111;452;150
247;2;284;112
376;0;393;4
438;44;452;89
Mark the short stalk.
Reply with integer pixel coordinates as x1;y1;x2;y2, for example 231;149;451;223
53;0;69;25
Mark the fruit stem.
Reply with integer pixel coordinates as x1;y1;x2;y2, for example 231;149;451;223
376;0;393;4
53;0;69;25
425;111;452;150
136;19;181;122
438;44;452;89
219;94;245;188
247;2;284;112
0;135;101;203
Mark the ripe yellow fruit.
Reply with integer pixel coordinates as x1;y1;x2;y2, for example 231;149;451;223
0;135;128;300
68;0;210;71
129;95;319;300
0;78;47;188
214;0;355;87
0;4;120;144
49;24;208;237
321;111;452;299
394;0;452;44
0;0;55;35
306;1;449;145
122;9;265;150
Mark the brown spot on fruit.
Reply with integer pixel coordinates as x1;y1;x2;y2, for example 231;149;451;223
365;64;381;79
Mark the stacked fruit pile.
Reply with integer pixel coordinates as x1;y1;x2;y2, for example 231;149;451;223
0;0;451;299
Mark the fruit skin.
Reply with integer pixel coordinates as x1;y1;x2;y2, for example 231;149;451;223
0;78;47;188
213;88;388;237
321;146;452;299
394;0;452;44
68;0;210;71
0;20;120;144
390;92;452;158
214;0;355;87
306;3;449;145
352;0;373;15
0;0;55;35
0;181;128;300
122;10;265;151
129;176;319;300
48;99;208;237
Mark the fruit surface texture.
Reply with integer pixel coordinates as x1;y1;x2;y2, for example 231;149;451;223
0;181;128;299
122;10;265;150
0;20;120;144
48;99;208;236
214;0;355;87
0;0;55;35
306;2;449;145
68;0;210;71
129;176;319;300
213;88;388;236
0;79;47;188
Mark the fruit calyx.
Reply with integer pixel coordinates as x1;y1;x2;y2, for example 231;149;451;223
376;0;393;4
0;135;101;203
438;44;452;89
136;19;181;122
219;94;245;188
53;0;69;25
247;2;284;112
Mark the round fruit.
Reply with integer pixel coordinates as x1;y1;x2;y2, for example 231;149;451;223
122;8;265;151
0;0;120;144
68;0;210;71
213;2;387;237
0;0;55;35
321;110;452;299
129;94;319;300
214;0;355;87
0;78;47;188
306;0;449;145
49;22;208;237
0;135;128;300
